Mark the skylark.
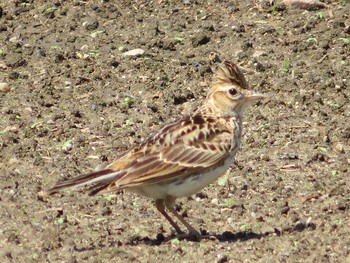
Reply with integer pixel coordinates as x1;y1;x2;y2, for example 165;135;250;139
40;61;264;236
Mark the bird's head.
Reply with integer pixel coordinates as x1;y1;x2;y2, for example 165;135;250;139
205;61;265;116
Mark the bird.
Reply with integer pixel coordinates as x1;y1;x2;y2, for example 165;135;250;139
39;61;265;237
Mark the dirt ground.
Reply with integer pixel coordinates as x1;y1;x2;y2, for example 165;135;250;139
1;0;349;262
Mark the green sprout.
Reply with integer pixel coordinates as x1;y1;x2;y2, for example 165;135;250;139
271;0;278;16
257;123;270;131
136;57;151;62
31;121;43;129
45;6;58;13
306;38;318;43
333;219;343;226
19;2;31;7
90;30;106;38
219;199;235;208
278;57;290;73
57;218;65;224
105;195;112;202
338;38;350;44
317;146;327;154
134;227;141;234
124;119;134;126
88;49;100;57
217;176;227;187
239;224;252;231
316;12;325;19
59;139;73;151
123;95;136;107
174;36;185;44
171;238;181;245
50;45;62;51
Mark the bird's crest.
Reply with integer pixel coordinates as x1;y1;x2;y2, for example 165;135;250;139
212;61;249;90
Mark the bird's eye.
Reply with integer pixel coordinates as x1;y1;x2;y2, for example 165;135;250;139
228;88;237;96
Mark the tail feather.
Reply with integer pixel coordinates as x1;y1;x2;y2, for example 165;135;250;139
39;169;124;198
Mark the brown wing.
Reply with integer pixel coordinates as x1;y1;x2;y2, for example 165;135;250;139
103;115;236;192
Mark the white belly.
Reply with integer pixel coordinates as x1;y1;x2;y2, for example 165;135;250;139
129;156;234;199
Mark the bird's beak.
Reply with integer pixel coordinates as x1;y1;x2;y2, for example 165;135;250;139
244;90;266;101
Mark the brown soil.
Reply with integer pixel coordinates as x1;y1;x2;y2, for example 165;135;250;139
1;0;349;262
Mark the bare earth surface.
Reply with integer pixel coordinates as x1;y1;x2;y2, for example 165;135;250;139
1;0;349;262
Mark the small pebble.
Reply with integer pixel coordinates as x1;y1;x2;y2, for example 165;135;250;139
252;50;267;58
122;49;145;57
0;63;7;70
211;198;219;205
33;49;46;57
0;82;10;93
80;44;89;52
334;143;345;153
90;104;97;111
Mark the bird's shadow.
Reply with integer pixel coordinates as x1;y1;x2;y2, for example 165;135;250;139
126;229;272;246
73;230;267;252
73;223;312;251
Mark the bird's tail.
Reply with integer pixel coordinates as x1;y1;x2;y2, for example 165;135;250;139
38;169;125;198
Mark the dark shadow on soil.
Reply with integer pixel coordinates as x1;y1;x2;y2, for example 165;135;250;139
72;223;317;251
74;229;281;251
72;231;269;251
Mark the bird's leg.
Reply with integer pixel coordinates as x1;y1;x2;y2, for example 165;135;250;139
155;199;183;234
164;196;200;236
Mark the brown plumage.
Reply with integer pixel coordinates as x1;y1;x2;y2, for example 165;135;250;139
39;61;264;236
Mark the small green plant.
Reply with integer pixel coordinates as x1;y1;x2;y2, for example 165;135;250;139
316;12;325;19
333;219;343;226
58;139;73;151
271;0;278;16
123;95;136;107
124;119;134;126
317;146;327;154
278;57;290;73
134;227;141;234
105;195;112;202
306;38;318;44
171;238;181;245
90;30;106;38
96;217;106;222
136;57;151;62
50;45;62;51
118;46;125;51
331;170;338;176
45;6;58;13
28;253;39;260
31;121;43;129
219;199;235;208
88;49;100;57
57;218;65;224
19;2;31;7
338;38;350;44
257;123;270;131
239;224;252;231
217;176;227;187
174;36;185;44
